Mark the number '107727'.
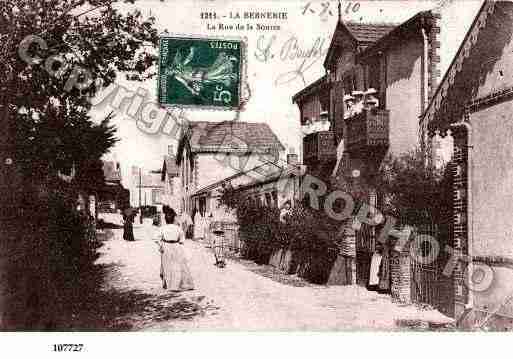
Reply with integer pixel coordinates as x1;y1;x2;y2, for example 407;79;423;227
53;344;84;352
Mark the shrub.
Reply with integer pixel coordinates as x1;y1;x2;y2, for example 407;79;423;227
372;148;452;225
220;187;340;284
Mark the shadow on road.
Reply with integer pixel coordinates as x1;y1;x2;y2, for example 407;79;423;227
54;230;219;330
1;227;217;331
233;258;319;288
65;263;216;331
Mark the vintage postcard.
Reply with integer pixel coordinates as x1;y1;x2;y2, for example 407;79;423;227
1;0;512;355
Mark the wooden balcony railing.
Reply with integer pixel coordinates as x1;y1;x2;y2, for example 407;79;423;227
346;109;390;153
303;131;337;164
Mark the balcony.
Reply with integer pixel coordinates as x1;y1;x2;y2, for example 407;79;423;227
346;109;390;154
303;131;337;165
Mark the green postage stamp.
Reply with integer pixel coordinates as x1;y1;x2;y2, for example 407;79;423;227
158;35;245;110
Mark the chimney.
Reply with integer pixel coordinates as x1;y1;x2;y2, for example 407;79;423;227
168;144;174;157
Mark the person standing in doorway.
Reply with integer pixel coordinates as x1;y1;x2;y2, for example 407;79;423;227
279;200;292;223
193;209;204;241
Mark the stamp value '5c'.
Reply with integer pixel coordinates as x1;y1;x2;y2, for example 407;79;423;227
158;35;245;110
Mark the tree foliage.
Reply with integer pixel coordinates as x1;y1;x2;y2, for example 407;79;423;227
1;0;159;180
373;148;451;224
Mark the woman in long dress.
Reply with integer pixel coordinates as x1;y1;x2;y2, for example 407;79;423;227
123;212;135;241
193;210;204;240
155;207;194;291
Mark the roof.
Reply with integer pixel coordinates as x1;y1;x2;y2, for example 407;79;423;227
324;20;397;67
191;159;305;197
103;161;121;183
190;162;283;197
234;161;306;192
346;22;397;44
420;1;504;133
182;121;285;154
358;11;435;61
292;75;328;104
161;155;179;181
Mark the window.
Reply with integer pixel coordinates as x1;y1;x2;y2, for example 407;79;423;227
199;197;206;216
265;192;272;207
367;56;387;109
271;191;278;207
343;74;355;95
152;189;163;204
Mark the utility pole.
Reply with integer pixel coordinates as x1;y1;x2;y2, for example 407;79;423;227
139;167;143;224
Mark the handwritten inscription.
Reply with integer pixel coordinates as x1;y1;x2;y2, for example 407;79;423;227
302;1;360;21
255;35;329;86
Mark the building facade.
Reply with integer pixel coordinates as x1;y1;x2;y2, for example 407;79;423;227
293;11;443;290
129;166;164;208
98;161;130;212
176;121;285;216
420;0;513;328
291;1;490;318
161;145;181;211
190;153;303;215
294;12;443;182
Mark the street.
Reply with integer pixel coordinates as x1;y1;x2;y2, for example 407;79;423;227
94;215;453;331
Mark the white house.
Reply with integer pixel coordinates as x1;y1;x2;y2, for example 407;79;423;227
176;121;285;216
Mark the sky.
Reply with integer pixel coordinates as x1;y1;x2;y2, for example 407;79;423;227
89;0;483;187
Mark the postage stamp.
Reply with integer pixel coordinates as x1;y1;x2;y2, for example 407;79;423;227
158;35;245;110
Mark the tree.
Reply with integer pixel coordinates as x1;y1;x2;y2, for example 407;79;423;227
372;148;450;224
1;0;159;182
0;2;161;328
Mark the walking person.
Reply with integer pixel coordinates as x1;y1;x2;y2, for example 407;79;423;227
123;209;135;241
155;206;194;291
211;205;227;268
